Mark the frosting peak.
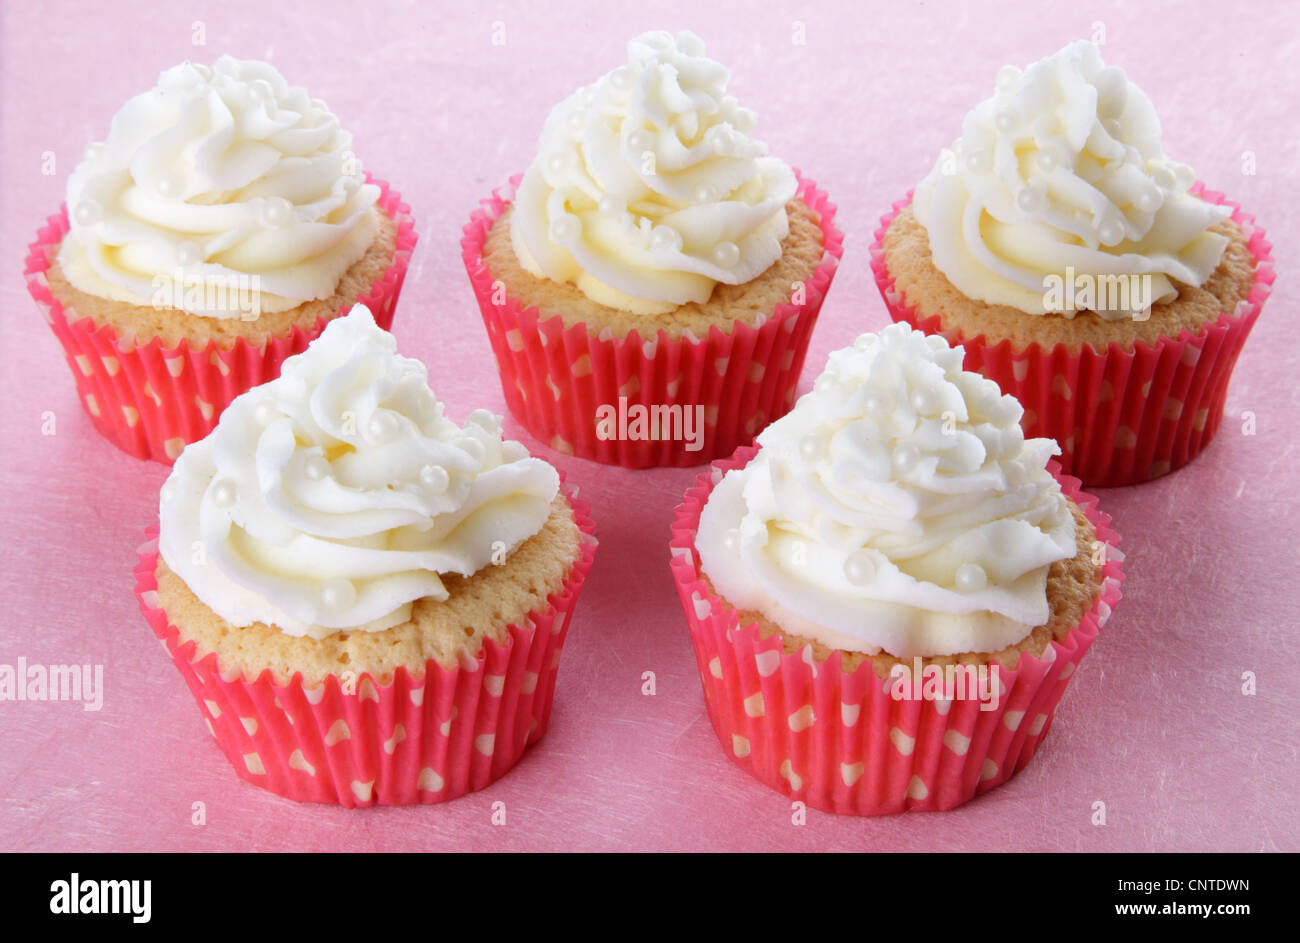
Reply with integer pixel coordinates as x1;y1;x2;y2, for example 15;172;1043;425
913;41;1231;319
61;56;380;318
696;323;1076;658
159;306;560;638
510;30;797;314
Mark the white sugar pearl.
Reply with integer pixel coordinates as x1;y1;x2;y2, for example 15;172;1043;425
597;194;625;216
1016;186;1044;213
83;142;106;163
259;196;293;228
892;443;920;473
708;126;734;154
996;65;1021;89
994;109;1017;134
650;226;680;253
303;456;329;481
420;464;450;493
711;241;740;269
799;432;826;462
609;67;633;91
1152;165;1176;189
73;199;102;226
722;528;741;552
628;130;653;154
367;411;399;442
814;374;837;395
175;241;202;266
321;578;356;611
843;551;876;586
1035;148;1059;172
546;151;572;176
565;110;586;134
955;563;988;592
456;437;486;464
1098;219;1125;246
694;184;720;204
210;478;237;508
910;387;938;415
549;213;581;245
864;390;893;414
156;173;184;198
252;399;279;426
1135;186;1162;213
964;149;990;174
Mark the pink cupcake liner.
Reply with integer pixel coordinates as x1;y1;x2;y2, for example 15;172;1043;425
462;172;843;467
669;445;1124;815
26;176;418;465
133;485;596;807
870;186;1273;487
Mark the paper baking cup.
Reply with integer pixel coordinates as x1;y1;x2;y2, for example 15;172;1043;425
670;445;1123;815
462;173;843;467
870;186;1273;487
133;487;596;807
26;176;417;465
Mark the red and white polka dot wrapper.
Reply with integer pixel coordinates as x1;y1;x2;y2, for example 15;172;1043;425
25;176;417;465
670;446;1124;815
133;487;596;807
871;186;1273;487
462;172;843;467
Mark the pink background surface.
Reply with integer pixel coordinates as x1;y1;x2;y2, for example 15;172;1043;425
2;0;1297;852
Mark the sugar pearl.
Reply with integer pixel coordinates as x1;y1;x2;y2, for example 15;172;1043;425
694;184;720;204
252;399;279;426
892;443;920;473
73;199;102;226
175;241;202;266
420;464;450;493
964;149;990;174
565;110;586;134
864;390;893;414
83;142;106;163
843;551;876;586
799;432;827;462
996;65;1021;89
650;226;680;253
1135;186;1162;213
156;173;184;198
994;109;1017;134
598;194;626;216
546;151;572;176
711;241;740;269
708;126;734;154
955;563;988;592
609;67;633;91
1035;148;1059;173
259;196;293;228
303;456;330;481
910;387;938;415
367;411;400;443
210;478;237;508
1098;219;1125;246
549;213;581;245
1016;186;1044;213
321;578;356;611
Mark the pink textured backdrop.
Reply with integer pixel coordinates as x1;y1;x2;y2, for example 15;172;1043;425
1;0;1297;851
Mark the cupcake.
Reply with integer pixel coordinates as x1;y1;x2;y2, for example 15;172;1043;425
463;30;842;467
134;305;596;806
670;323;1123;814
26;56;417;464
872;41;1273;486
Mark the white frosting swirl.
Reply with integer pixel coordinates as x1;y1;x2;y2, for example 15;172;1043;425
696;323;1076;658
159;306;560;639
511;30;797;314
913;41;1231;319
60;56;380;318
